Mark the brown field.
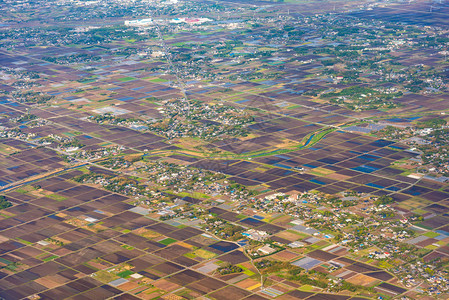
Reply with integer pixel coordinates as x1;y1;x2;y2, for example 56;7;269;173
208;285;251;300
269;215;293;226
187;277;227;294
117;281;141;291
326;173;352;181
270;250;300;262
189;234;217;246
134;228;161;239
235;277;260;289
35;276;65;289
239;261;256;271
139;291;165;300
346;273;378;286
275;230;304;242
152;279;181;292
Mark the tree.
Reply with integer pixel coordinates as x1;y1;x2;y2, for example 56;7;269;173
374;195;394;206
0;196;12;209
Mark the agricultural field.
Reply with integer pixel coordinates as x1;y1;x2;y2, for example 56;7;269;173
0;0;448;299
